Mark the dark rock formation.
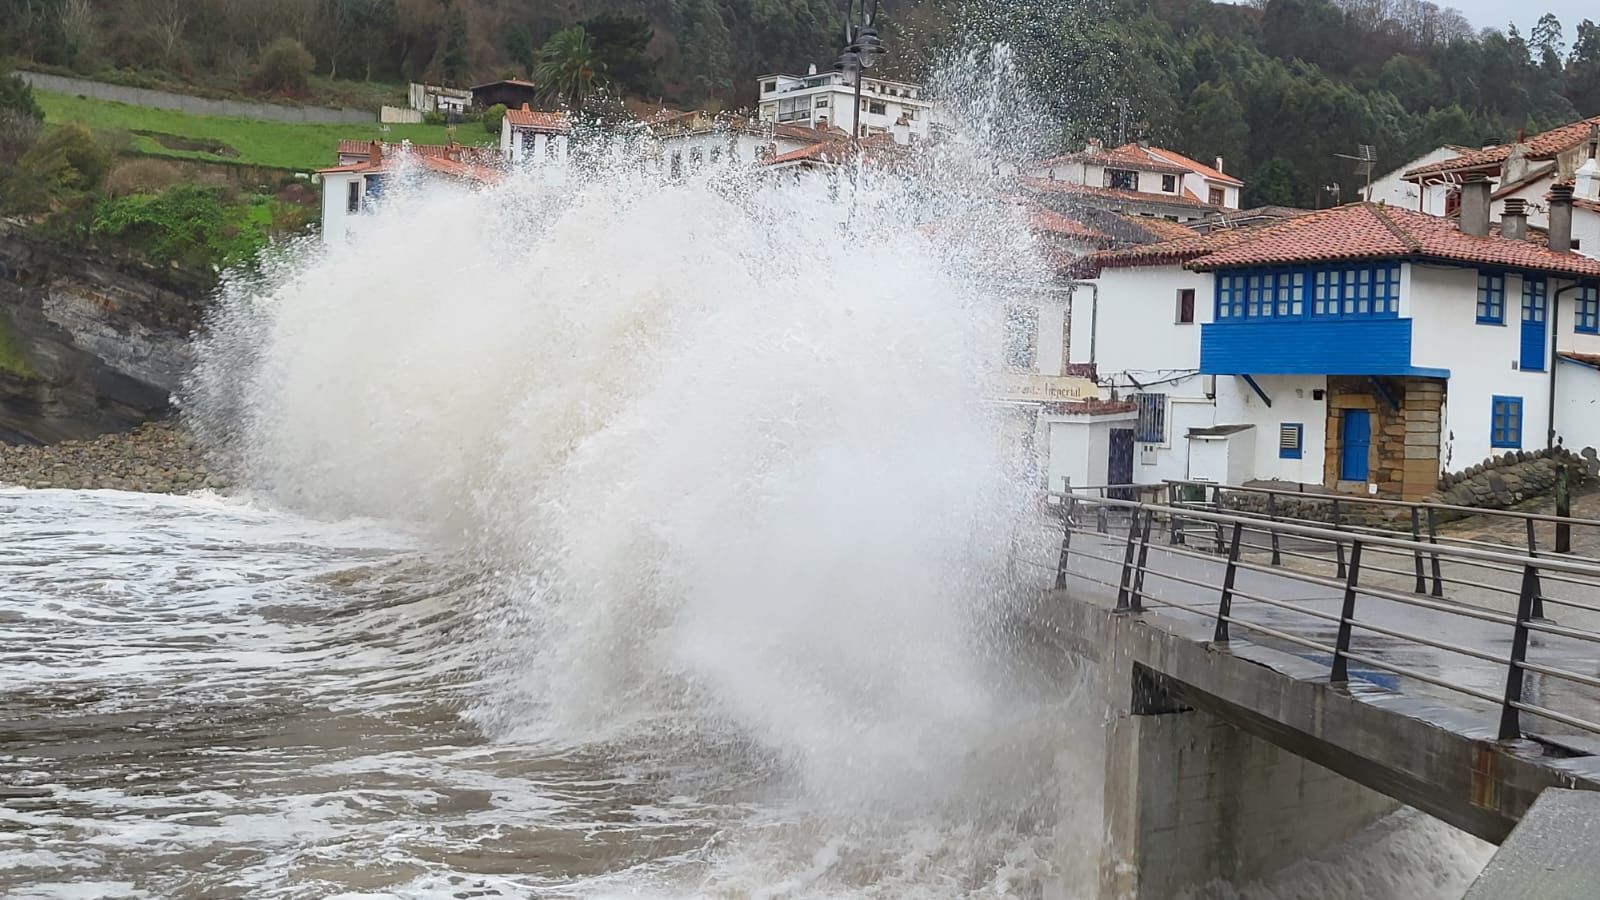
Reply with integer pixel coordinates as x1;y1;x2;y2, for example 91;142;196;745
0;221;207;443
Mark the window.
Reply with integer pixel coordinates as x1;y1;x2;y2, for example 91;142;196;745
346;179;360;214
815;96;829;108
1134;393;1167;444
1106;168;1139;191
1373;264;1400;313
1279;423;1304;460
1162;174;1177;192
1209;187;1225;206
1176;289;1196;324
1216;273;1246;319
1477;272;1506;324
763;81;777;93
1314;269;1339;316
1491;396;1523;449
1247;273;1270;317
868;100;886;115
1577;284;1600;334
1004;305;1038;369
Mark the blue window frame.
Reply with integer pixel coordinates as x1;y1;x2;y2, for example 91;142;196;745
1476;272;1505;324
1216;264;1397;322
1577;284;1600;335
1279;423;1304;460
1490;396;1523;449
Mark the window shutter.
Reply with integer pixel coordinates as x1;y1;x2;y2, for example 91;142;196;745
1279;423;1303;459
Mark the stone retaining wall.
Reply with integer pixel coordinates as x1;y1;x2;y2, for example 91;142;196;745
1430;447;1596;512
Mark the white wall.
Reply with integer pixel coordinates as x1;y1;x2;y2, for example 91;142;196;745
1045;415;1136;493
1367;147;1464;213
1079;265;1216;484
1407;263;1555;470
319;171;364;244
1573;207;1600;261
1213;374;1329;485
1556;359;1600;453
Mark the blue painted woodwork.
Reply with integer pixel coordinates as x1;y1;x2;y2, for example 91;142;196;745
1341;410;1371;482
1521;279;1548;372
1200;318;1447;376
1491;396;1523;449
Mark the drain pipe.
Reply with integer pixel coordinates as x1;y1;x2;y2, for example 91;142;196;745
1550;282;1578;450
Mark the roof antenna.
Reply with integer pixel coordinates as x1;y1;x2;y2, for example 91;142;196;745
1334;144;1377;201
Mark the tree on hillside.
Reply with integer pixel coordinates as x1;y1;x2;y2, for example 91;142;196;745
1248;157;1311;207
586;12;658;96
505;27;538;79
1569;20;1600;115
536;27;604;110
1180;80;1248;176
0;67;43;166
255;38;316;95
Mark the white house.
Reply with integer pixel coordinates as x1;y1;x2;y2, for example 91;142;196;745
1070;181;1600;500
1022;140;1240;223
500;105;571;168
645;110;836;175
1403;116;1600;230
317;141;501;243
1367;146;1469;213
407;82;472;115
756;67;934;144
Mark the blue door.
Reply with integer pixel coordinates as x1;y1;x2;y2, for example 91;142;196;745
1341;410;1371;482
1522;280;1548;371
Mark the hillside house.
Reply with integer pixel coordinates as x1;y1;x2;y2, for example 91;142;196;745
317;141;500;243
500;105;571;168
1022;140;1242;223
1071;184;1600;500
756;68;935;144
1404;117;1600;235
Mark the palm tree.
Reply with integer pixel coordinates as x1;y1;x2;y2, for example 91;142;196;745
535;27;604;111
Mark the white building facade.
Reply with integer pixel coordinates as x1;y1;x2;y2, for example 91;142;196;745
756;69;934;143
1070;196;1600;500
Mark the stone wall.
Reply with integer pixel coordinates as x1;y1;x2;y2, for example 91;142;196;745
1431;446;1596;512
1323;375;1442;501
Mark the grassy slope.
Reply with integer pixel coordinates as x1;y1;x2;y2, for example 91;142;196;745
37;92;497;171
0;316;37;380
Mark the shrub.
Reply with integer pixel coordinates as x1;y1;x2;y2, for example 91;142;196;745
423;110;446;126
482;103;507;135
104;158;187;196
92;185;268;272
18;124;113;192
254;38;315;96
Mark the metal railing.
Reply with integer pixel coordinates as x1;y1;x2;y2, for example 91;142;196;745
1039;489;1600;745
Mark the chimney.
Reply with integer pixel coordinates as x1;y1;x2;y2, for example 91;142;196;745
1215;156;1225;174
1549;183;1574;253
1502;142;1530;184
1459;172;1491;237
1501;197;1528;241
369;140;382;166
522;102;531;111
808;62;818;76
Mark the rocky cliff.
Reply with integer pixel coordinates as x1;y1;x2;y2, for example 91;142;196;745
0;222;207;443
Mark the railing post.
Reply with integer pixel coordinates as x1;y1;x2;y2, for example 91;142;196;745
1525;520;1545;619
1096;502;1108;535
1214;521;1245;643
1212;487;1227;554
1168;481;1182;545
1115;507;1143;612
1332;498;1348;579
1410;506;1427;594
1499;564;1542;741
1130;505;1154;612
1054;497;1075;589
1426;506;1444;598
1266;492;1282;566
1331;541;1364;683
1556;463;1572;555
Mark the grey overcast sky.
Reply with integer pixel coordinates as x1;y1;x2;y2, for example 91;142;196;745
1458;3;1594;35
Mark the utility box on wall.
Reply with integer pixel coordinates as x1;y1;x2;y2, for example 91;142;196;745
1188;424;1256;485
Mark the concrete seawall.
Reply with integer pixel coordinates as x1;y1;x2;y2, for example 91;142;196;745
20;71;376;125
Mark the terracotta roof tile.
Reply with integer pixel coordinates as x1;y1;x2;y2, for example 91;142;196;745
1037;142;1193;176
1021;177;1219;210
1186;202;1600;278
1086;227;1265;272
1124;216;1201;241
504;107;571;132
1022;204;1111;243
1140;146;1244;187
1561;351;1600;367
1405;116;1600;178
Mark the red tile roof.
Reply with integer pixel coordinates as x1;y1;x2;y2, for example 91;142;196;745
1561;351;1600;368
1140;146;1244;187
1023;203;1110;242
1021;177;1219;210
1088;228;1265;271
1186;202;1600;278
1037;142;1193;176
505;107;571;132
1123;215;1201;241
317;150;501;184
337;140;478;160
1405;116;1600;179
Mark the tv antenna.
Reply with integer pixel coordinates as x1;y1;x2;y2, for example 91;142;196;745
1334;144;1378;201
1323;183;1341;207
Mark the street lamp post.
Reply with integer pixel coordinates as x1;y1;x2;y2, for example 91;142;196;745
835;0;887;148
